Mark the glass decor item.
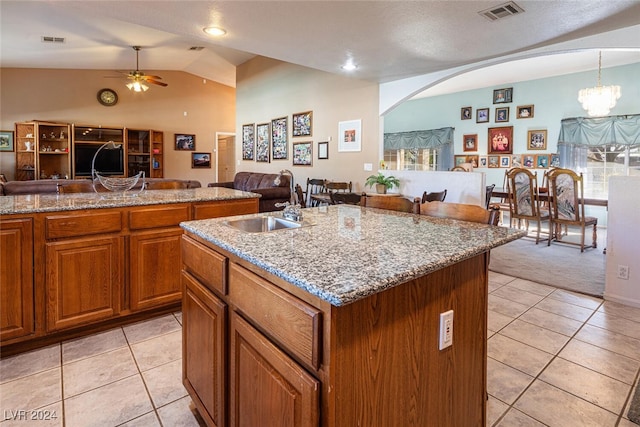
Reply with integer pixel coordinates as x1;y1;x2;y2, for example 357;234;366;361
91;141;145;193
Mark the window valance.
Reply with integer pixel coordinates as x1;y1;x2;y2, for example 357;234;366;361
383;127;454;150
558;114;640;147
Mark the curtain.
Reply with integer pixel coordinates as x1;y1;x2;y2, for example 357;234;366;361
384;127;454;170
558;114;640;147
558;114;640;172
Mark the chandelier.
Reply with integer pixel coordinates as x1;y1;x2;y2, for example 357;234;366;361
578;51;621;117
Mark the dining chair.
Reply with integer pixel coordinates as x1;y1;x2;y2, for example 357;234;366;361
57;181;96;194
506;167;550;244
294;184;306;207
305;178;326;207
450;166;469;172
545;168;597;252
145;181;188;190
421;189;447;203
485;184;496;210
360;193;420;213
330;192;361;205
324;180;352;193
418;201;500;225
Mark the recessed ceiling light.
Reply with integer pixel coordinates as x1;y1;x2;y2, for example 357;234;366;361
341;62;357;71
203;26;227;37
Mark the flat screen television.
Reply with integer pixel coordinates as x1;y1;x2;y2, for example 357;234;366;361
74;144;124;176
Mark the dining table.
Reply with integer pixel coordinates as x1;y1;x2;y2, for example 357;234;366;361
491;187;608;207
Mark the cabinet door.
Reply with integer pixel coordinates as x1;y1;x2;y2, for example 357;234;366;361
45;236;122;331
230;312;320;427
130;228;183;311
0;218;34;341
182;272;227;427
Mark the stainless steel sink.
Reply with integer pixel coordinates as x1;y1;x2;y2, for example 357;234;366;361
225;216;305;233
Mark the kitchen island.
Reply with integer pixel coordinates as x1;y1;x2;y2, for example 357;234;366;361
0;187;260;354
180;205;525;427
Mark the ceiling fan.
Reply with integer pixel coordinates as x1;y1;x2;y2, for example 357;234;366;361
124;46;167;92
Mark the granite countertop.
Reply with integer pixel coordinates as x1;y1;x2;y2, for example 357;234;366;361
181;205;526;306
0;187;260;215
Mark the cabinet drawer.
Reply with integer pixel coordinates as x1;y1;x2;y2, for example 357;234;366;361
182;236;227;295
46;211;122;239
229;263;322;370
129;205;190;230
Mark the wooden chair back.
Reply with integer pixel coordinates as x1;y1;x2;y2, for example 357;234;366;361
545;167;597;251
145;181;188;190
421;189;447;203
330;192;361;205
485;184;495;209
506;167;550;243
305;178;325;207
419;201;500;225
324;180;352;193
294;184;305;206
57;182;95;194
360;193;420;213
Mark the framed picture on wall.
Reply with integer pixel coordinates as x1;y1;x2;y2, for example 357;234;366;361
479;156;488;168
495;107;509;123
191;152;211;168
292;141;312;166
454;155;467;166
527;130;547;150
517;105;534;119
338;119;362;152
461;106;472;120
500;156;511;168
523;154;535;168
242;123;255;160
476;108;489;123
271;116;288;160
175;133;195;151
0;130;14;152
536;154;550;169
550;153;560;167
511;155;523;168
256;123;270;163
493;87;513;104
463;134;477;152
466;155;479;168
292;111;313;137
488;126;513;154
488;155;500;168
318;141;329;159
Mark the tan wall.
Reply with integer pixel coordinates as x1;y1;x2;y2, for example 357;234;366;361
0;68;235;183
236;57;380;194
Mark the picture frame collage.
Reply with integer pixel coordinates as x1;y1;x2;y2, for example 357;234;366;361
459;87;552;169
242;111;360;166
174;133;212;169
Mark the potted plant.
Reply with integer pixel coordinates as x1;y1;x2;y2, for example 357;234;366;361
365;172;400;194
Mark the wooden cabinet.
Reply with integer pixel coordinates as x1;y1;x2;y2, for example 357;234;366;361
126;128;163;178
182;271;228;427
15;121;71;181
230;312;320;427
0;218;34;341
182;233;488;427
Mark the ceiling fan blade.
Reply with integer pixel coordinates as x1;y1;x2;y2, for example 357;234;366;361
141;75;163;80
146;79;168;87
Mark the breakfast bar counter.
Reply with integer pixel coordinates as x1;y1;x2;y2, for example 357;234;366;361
179;205;525;427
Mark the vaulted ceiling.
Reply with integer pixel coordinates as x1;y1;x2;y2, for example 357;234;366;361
1;1;639;92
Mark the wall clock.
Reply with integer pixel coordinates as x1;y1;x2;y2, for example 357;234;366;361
97;88;118;106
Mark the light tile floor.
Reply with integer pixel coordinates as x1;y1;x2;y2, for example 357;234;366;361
1;274;640;426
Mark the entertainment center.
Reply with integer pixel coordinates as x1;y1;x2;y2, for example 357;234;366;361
14;121;164;181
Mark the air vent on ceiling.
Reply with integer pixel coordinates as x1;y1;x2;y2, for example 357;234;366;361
189;46;205;51
479;1;524;21
41;36;65;43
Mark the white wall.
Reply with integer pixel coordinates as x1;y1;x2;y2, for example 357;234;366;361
604;176;640;308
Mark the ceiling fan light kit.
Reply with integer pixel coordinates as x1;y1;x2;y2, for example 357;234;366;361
125;46;167;92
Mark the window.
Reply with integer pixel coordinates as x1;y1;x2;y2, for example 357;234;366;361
585;145;640;197
383;148;438;171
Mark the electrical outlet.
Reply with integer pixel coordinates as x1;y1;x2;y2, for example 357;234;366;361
364;163;373;171
617;265;630;280
439;310;453;350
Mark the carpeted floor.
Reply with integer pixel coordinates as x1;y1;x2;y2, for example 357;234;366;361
489;230;606;297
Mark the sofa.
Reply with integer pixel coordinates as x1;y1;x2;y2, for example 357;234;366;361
0;178;201;196
208;171;291;212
